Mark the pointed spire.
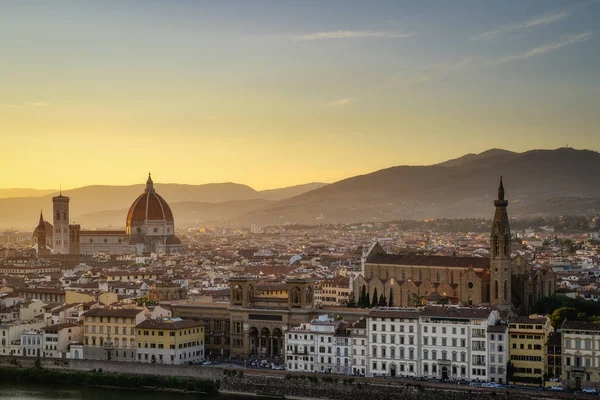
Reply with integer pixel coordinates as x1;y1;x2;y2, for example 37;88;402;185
498;175;505;201
38;209;46;230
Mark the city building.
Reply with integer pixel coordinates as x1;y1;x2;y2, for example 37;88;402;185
561;321;600;391
135;318;204;364
420;307;499;382
40;323;82;359
367;308;421;377
546;332;562;382
82;308;146;361
319;276;351;307
350;319;367;376
508;315;553;384
488;324;509;383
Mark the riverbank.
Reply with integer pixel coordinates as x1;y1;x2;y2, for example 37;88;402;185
0;366;219;395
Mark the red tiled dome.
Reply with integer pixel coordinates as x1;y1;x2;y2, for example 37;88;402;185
126;174;174;225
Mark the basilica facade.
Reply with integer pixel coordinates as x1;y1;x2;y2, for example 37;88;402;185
353;178;556;316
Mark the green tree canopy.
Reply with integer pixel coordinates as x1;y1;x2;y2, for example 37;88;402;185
550;307;578;328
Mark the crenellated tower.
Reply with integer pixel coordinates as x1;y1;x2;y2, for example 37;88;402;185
490;176;512;309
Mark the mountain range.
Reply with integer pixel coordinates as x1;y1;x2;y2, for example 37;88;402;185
0;182;326;230
2;148;600;230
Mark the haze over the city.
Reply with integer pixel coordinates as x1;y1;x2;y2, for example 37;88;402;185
1;0;599;190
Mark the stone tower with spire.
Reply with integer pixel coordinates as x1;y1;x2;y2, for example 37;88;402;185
36;210;50;257
53;188;70;254
490;176;512;310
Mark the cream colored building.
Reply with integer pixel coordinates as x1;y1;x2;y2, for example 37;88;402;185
82;308;146;361
562;321;600;391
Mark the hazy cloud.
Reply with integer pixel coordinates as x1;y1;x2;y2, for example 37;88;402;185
389;58;473;85
389;31;592;85
485;31;593;66
472;11;570;40
325;98;352;107
0;101;49;108
296;30;413;41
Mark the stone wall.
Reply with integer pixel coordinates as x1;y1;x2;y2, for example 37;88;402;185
0;356;223;381
220;371;585;400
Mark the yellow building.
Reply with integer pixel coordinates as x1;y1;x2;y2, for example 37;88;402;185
508;315;553;384
319;276;350;306
82;308;146;362
135;318;204;364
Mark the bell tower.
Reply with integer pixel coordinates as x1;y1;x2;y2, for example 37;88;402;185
53;189;70;254
490;176;512;309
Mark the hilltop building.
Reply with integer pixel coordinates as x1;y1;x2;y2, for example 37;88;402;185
353;178;556;316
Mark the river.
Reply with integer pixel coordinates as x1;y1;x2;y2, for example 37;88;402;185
0;383;252;400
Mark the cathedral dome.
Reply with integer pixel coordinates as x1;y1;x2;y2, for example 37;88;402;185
126;174;174;226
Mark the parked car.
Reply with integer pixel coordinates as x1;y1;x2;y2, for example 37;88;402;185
582;388;598;394
549;386;564;391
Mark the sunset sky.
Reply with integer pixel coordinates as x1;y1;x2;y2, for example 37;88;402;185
1;0;599;190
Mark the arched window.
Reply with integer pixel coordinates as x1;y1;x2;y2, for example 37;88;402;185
504;235;510;256
436;271;440;282
493;236;499;256
494;280;499;299
504;280;508;300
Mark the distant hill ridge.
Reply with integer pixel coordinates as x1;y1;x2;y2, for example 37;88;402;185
241;148;600;224
0;182;327;229
2;148;600;229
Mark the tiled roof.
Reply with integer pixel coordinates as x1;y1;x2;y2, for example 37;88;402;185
366;254;489;269
421;306;493;319
562;321;600;331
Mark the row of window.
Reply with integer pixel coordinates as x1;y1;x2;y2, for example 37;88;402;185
85;325;134;335
564;338;593;350
85;316;134;324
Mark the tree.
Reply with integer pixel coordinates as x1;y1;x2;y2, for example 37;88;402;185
409;293;426;307
378;294;386;307
360;285;369;308
372;288;378;309
347;292;356;308
436;296;449;305
388;288;394;307
550;307;579;329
